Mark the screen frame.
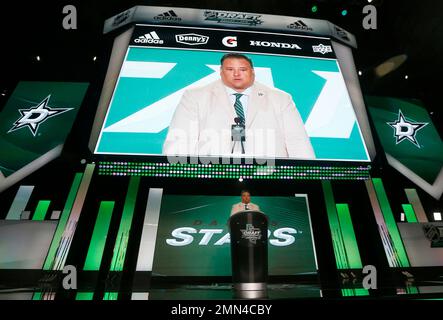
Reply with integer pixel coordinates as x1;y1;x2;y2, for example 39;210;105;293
89;23;375;167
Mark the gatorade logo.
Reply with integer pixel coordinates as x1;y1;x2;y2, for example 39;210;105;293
222;36;237;47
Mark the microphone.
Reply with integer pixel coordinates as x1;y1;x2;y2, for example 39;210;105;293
231;117;246;154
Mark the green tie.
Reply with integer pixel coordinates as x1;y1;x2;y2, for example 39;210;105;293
233;93;245;124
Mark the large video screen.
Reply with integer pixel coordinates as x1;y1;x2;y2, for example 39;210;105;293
94;25;370;162
152;194;317;276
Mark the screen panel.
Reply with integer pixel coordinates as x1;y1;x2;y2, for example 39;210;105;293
0;221;57;269
94;25;370;163
151;194;317;277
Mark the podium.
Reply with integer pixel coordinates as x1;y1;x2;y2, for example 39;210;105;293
229;210;268;298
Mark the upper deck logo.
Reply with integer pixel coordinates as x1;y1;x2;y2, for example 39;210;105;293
312;44;333;54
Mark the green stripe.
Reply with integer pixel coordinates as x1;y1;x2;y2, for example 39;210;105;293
103;292;119;300
42;173;83;270
402;204;418;223
109;177;140;272
322;181;349;269
406;286;419;294
341;288;369;297
32;292;42;300
354;288;369;296
336;204;363;268
372;178;410;267
75;292;94;300
33;200;51;221
83;201;115;271
103;177;140;300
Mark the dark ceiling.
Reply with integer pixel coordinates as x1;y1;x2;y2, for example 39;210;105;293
0;0;442;133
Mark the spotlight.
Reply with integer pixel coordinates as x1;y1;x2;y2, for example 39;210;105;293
404;75;409;80
434;212;442;221
374;54;408;78
358;70;362;76
341;9;348;16
93;56;97;61
36;56;41;61
239;177;244;182
311;5;318;13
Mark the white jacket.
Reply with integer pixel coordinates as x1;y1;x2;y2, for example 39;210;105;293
230;202;261;216
163;79;315;159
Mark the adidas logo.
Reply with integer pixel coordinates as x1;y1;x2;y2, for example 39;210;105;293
154;10;181;21
134;31;164;44
287;20;313;31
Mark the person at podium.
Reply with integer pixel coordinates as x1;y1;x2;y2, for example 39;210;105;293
231;190;260;216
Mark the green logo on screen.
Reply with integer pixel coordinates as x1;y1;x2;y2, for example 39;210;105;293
8;95;72;137
387;110;428;148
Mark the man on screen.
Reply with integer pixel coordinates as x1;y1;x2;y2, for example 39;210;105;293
231;190;260;216
162;53;315;159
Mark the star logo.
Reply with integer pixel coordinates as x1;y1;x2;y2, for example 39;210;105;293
387;110;428;148
8;95;73;136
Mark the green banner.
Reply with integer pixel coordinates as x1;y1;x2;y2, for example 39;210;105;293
366;96;443;199
152;195;317;277
0;81;88;191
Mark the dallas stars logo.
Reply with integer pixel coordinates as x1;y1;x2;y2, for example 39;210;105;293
8;95;73;136
387;110;428;148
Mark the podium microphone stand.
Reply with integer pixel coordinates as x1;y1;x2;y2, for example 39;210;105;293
231;117;245;154
229;210;268;299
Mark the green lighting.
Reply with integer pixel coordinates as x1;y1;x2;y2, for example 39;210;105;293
32;292;43;300
322;181;348;269
103;177;140;301
336;204;363;268
98;162;370;181
342;288;369;297
109;177;140;272
341;9;348;16
42;173;83;270
103;292;119;300
402;204;418;223
83;201;114;271
33;200;51;221
312;5;318;13
76;292;94;300
372;178;410;267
